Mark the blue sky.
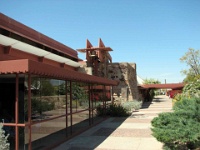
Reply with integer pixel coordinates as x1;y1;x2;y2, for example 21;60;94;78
1;0;200;83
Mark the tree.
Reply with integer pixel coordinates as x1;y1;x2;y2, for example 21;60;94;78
183;74;200;83
174;79;200;102
70;83;86;100
143;78;161;101
40;79;55;96
143;78;161;84
0;123;10;150
180;48;200;83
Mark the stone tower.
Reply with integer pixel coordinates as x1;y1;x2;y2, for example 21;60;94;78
77;39;139;101
77;38;112;77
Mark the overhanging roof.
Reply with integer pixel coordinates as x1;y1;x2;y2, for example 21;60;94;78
139;83;185;90
0;59;118;86
0;13;78;60
0;34;80;67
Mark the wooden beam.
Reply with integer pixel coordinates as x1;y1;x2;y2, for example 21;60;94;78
86;39;93;48
99;38;105;47
4;46;12;54
77;47;112;52
38;56;44;62
60;63;65;68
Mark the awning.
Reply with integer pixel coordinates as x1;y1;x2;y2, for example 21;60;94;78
138;83;185;90
0;59;118;86
0;34;80;67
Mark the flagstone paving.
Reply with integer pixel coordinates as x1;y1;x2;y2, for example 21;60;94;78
53;95;172;150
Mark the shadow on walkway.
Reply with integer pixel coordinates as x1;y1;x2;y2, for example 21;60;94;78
140;95;168;109
54;95;171;150
53;117;128;150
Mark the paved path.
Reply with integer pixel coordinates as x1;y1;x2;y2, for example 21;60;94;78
53;95;172;150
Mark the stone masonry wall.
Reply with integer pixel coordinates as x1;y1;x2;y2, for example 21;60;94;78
78;61;139;102
108;62;139;101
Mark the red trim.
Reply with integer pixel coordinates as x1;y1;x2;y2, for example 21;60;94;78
0;59;118;85
139;83;185;90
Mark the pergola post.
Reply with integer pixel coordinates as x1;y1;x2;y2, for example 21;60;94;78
91;85;94;124
69;81;72;135
15;74;19;150
65;81;68;137
88;84;91;125
28;74;32;150
111;86;114;104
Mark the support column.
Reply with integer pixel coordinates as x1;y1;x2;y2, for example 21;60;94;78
91;85;94;124
111;86;114;104
103;85;106;117
104;85;106;109
70;81;72;135
88;84;91;125
65;81;68;137
15;74;19;150
28;74;32;150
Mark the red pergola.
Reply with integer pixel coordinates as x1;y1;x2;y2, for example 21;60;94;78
139;83;185;90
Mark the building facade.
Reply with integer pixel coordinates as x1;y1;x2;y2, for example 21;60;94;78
0;13;117;150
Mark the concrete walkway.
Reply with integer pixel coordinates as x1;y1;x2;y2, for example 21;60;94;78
53;95;172;150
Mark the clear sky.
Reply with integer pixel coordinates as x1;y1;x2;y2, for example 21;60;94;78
1;0;200;83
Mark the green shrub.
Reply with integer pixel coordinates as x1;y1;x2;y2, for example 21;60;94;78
79;100;89;108
122;100;142;111
0;123;9;150
39;100;55;114
96;105;106;116
151;98;200;149
107;104;130;117
182;80;200;97
173;93;183;103
173;98;200;122
96;103;130;117
24;98;55;118
32;98;55;115
149;89;155;100
173;79;200;105
71;100;80;108
96;100;142;117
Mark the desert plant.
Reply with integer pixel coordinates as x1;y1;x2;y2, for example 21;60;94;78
122;100;142;111
0;123;10;150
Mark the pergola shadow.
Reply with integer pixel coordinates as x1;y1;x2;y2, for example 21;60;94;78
140;95;168;109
